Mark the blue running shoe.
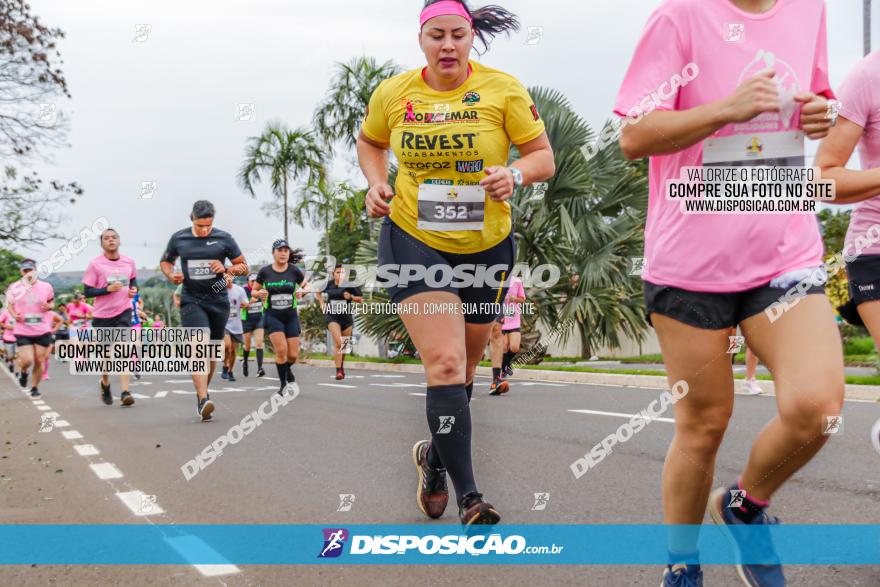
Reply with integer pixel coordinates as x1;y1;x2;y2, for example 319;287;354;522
661;563;703;586
708;486;785;586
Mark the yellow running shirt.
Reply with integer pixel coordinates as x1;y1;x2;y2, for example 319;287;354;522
361;60;545;254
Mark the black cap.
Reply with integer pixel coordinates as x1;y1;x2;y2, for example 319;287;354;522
272;239;290;251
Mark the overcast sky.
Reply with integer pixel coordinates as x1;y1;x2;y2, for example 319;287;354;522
18;0;873;270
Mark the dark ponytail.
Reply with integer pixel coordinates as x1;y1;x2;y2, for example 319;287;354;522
423;0;520;53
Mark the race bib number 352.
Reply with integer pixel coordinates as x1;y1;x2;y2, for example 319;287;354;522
417;184;485;232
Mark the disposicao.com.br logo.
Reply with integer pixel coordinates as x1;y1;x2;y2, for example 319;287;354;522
318;528;563;558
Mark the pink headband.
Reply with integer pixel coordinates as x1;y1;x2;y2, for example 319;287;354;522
420;1;473;29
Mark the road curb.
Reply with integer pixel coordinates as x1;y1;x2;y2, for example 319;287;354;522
302;359;880;402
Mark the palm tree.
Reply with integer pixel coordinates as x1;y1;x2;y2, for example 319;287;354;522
313;56;403;150
354;88;649;357
291;169;362;260
510;87;649;357
238;122;325;241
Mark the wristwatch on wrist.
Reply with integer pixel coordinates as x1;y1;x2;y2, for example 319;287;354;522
508;166;524;187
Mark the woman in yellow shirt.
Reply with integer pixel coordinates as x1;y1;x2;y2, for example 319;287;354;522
357;0;554;526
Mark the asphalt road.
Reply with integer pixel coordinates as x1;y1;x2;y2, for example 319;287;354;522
1;358;879;586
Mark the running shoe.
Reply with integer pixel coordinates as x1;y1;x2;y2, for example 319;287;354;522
41;372;49;381
134;372;140;380
661;564;703;586
871;417;880;455
743;379;762;396
257;367;266;377
198;396;214;421
227;372;236;382
458;491;500;526
120;391;134;406
412;440;448;519
18;371;27;388
708;486;785;587
30;387;41;398
335;368;344;381
221;367;229;380
489;379;509;396
502;365;514;379
242;361;249;377
101;381;113;405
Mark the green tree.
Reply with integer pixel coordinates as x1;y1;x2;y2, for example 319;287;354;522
312;56;402;150
0;248;24;292
818;208;852;310
1;1;82;244
238;122;325;242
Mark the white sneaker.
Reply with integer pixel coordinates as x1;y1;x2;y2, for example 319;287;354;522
743;379;762;395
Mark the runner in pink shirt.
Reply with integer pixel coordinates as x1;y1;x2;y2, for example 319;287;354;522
614;1;842;584
0;307;18;374
498;276;525;387
82;228;138;406
815;48;880;465
5;259;55;397
66;293;93;336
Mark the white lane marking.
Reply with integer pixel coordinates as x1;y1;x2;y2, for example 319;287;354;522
116;491;165;516
193;564;241;577
74;444;100;456
153;391;169;398
370;383;423;388
53;420;70;427
130;393;151;399
44;411;60;418
36;405;51;411
90;462;123;480
62;430;83;440
32;400;45;405
409;392;427;397
568;409;675;423
164;535;241;576
517;382;566;387
130;381;152;386
319;383;356;389
370;374;406;378
164;380;192;384
262;376;280;381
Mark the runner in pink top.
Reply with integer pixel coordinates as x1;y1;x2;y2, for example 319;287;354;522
815;50;880;470
82;228;139;406
816;50;880;333
613;2;843;585
499;276;525;381
0;308;17;373
66;293;93;334
4;259;55;396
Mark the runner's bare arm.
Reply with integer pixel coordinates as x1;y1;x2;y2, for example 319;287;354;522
357;130;394;218
481;133;554;201
815;117;880;204
225;255;248;277
620;69;781;160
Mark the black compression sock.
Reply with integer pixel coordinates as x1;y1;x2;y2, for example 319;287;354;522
426;384;476;502
243;349;250;362
256;348;264;368
276;362;288;387
492;367;501;380
287;362;295;382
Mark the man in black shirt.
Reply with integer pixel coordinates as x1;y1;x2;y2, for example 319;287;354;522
160;200;248;421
